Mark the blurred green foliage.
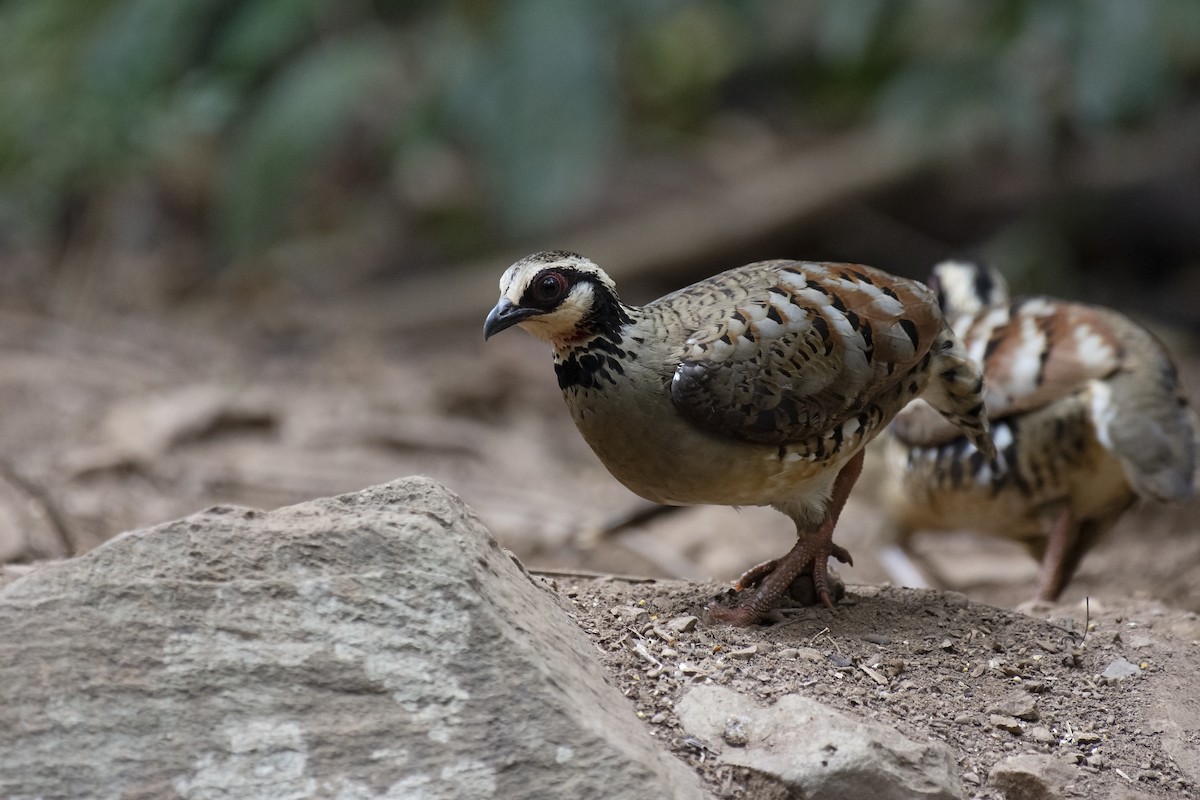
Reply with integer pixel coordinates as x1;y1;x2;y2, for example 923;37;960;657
0;0;1196;263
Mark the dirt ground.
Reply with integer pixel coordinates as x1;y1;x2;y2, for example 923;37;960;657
1;293;1197;797
557;577;1200;798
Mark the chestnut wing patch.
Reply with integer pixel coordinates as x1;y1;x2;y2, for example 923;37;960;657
667;262;941;445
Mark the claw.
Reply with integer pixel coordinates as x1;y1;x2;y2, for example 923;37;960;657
708;450;865;626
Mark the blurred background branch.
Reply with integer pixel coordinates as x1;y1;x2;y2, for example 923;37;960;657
0;0;1196;326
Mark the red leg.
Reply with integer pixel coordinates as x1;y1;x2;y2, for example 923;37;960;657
708;449;864;626
1036;505;1076;602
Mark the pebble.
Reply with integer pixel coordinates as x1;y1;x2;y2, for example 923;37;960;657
990;714;1024;734
829;653;854;669
666;615;698;633
1100;657;1141;681
728;645;758;660
990;692;1040;721
862;633;892;646
610;605;649;623
1030;726;1055;743
651;626;676;643
722;718;749;747
778;647;824;662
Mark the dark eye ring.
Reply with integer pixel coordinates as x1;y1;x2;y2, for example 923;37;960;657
533;271;568;304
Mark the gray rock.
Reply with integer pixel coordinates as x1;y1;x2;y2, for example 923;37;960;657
990;692;1040;721
1152;649;1200;787
0;477;706;800
1101;657;1141;680
676;684;961;800
990;714;1025;735
988;754;1077;800
1029;726;1055;744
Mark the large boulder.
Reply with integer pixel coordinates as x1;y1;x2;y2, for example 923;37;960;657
0;477;707;800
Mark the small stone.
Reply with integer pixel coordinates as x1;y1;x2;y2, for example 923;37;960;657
1075;731;1102;745
728;645;758;660
1086;753;1105;768
666;615;698;633
953;713;975;726
777;646;824;662
1030;726;1055;744
989;754;1078;800
943;591;970;610
722;718;750;747
1101;657;1141;680
862;632;892;646
676;685;960;798
650;712;668;724
611;605;650;624
991;714;1025;734
990;691;1040;721
829;653;853;669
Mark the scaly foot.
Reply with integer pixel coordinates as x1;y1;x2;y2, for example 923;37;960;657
706;538;853;626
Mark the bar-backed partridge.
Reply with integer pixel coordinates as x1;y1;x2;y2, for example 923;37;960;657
484;252;994;625
882;261;1197;601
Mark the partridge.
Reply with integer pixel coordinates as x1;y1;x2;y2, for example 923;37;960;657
485;252;994;625
882;261;1197;601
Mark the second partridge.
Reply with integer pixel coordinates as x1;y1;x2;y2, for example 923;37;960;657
883;261;1196;601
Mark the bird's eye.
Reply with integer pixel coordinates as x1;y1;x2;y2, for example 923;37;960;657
532;271;569;304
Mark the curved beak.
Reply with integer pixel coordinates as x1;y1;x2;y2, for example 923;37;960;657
483;298;541;340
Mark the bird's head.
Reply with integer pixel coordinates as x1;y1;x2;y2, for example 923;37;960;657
926;260;1010;318
483;251;625;346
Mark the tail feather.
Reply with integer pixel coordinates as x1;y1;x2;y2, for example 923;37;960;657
1101;351;1196;502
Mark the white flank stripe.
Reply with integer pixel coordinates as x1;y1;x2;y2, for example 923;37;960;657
1088;380;1116;449
1073;324;1115;370
1008;315;1047;395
